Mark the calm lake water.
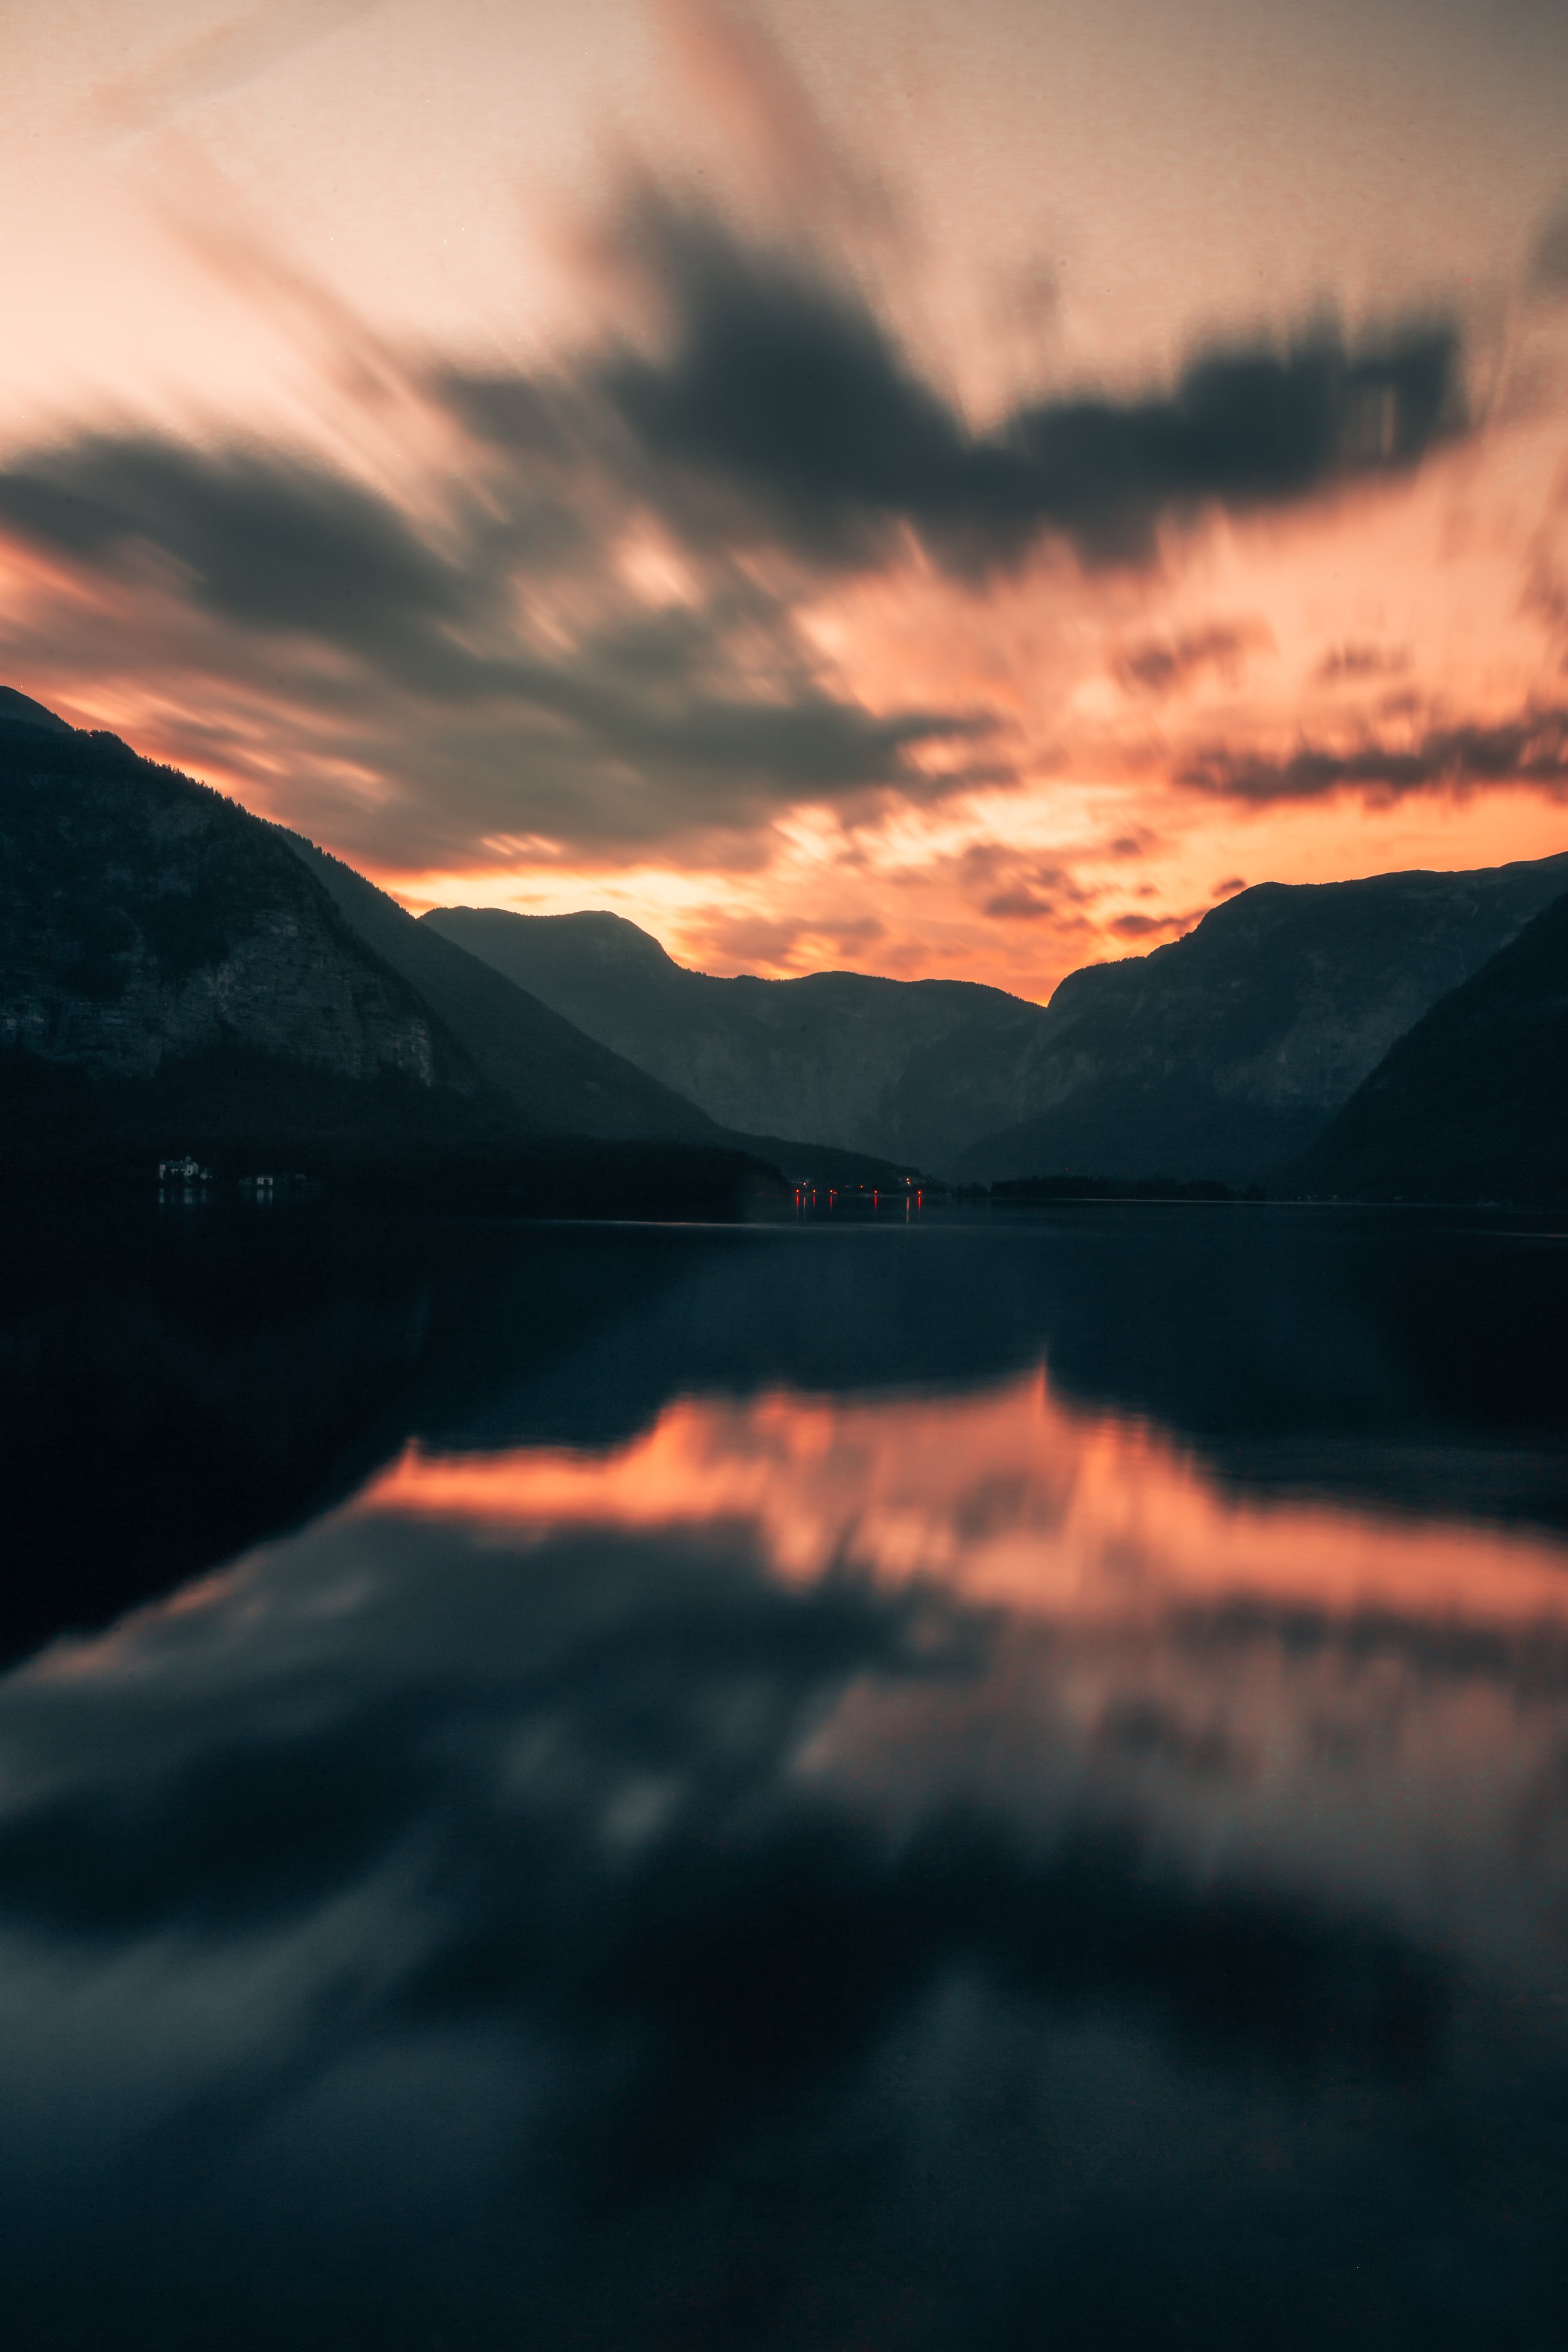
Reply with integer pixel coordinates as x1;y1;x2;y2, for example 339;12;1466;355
3;1203;1568;2349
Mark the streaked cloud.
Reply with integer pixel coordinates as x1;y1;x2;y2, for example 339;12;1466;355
1178;709;1568;805
1113;620;1271;697
595;204;1466;576
1313;642;1412;684
7;0;1568;1000
0;178;1478;883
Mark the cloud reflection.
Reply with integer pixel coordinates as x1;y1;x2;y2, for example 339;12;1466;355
2;1215;1567;2344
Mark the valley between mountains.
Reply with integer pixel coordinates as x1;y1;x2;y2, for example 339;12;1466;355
4;684;1565;1205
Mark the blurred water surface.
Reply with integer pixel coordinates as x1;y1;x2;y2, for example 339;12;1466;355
3;1204;1567;2349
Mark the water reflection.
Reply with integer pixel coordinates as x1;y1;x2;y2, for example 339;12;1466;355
1;1208;1567;2348
368;1369;1568;1989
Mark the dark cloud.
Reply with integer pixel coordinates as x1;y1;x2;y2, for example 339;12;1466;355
962;843;1101;925
1108;908;1197;940
1313;641;1411;683
1178;708;1568;805
0;423;997;861
598;209;1465;575
598;216;966;568
0;194;1469;865
0;435;468;661
999;324;1459;568
1114;620;1269;696
984;887;1056;920
432;369;578;460
960;844;1083;893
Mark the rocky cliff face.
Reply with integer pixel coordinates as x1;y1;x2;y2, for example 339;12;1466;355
955;854;1568;1182
0;696;904;1190
0;714;468;1096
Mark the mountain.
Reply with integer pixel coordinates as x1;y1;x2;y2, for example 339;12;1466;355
20;684;1557;1199
0;694;894;1203
0;692;744;1153
425;857;1568;1180
0;709;489;1155
953;854;1568;1184
284;843;916;1186
421;906;1050;1170
1291;886;1568;1202
0;701;766;1202
282;838;733;1145
0;684;72;734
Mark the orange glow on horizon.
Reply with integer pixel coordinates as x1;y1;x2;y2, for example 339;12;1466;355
364;770;1568;1000
6;3;1568;996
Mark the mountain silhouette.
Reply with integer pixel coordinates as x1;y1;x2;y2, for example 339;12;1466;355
1293;885;1568;1202
283;837;732;1144
0;704;496;1167
425;857;1568;1181
953;857;1568;1180
0;694;905;1199
423;904;1050;1170
10;685;1564;1199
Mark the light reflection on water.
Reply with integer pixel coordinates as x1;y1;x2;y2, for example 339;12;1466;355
361;1375;1568;1996
2;1209;1567;2349
371;1370;1568;1623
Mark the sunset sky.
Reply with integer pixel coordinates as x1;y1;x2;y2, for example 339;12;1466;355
5;0;1568;997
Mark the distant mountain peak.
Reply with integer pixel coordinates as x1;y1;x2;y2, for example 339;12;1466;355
0;686;72;735
420;904;682;975
423;900;1051;1167
425;850;1568;1179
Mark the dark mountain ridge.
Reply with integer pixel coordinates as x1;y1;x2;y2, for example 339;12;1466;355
956;857;1568;1182
423;904;1049;1171
0;684;72;734
0;706;765;1204
0;696;901;1202
1292;884;1568;1202
426;852;1568;1180
283;837;731;1145
11;681;1562;1202
283;842;913;1187
0;714;474;1104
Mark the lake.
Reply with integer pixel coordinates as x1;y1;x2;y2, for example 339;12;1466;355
3;1202;1567;2349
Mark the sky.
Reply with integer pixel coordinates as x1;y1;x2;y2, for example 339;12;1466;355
4;0;1568;996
